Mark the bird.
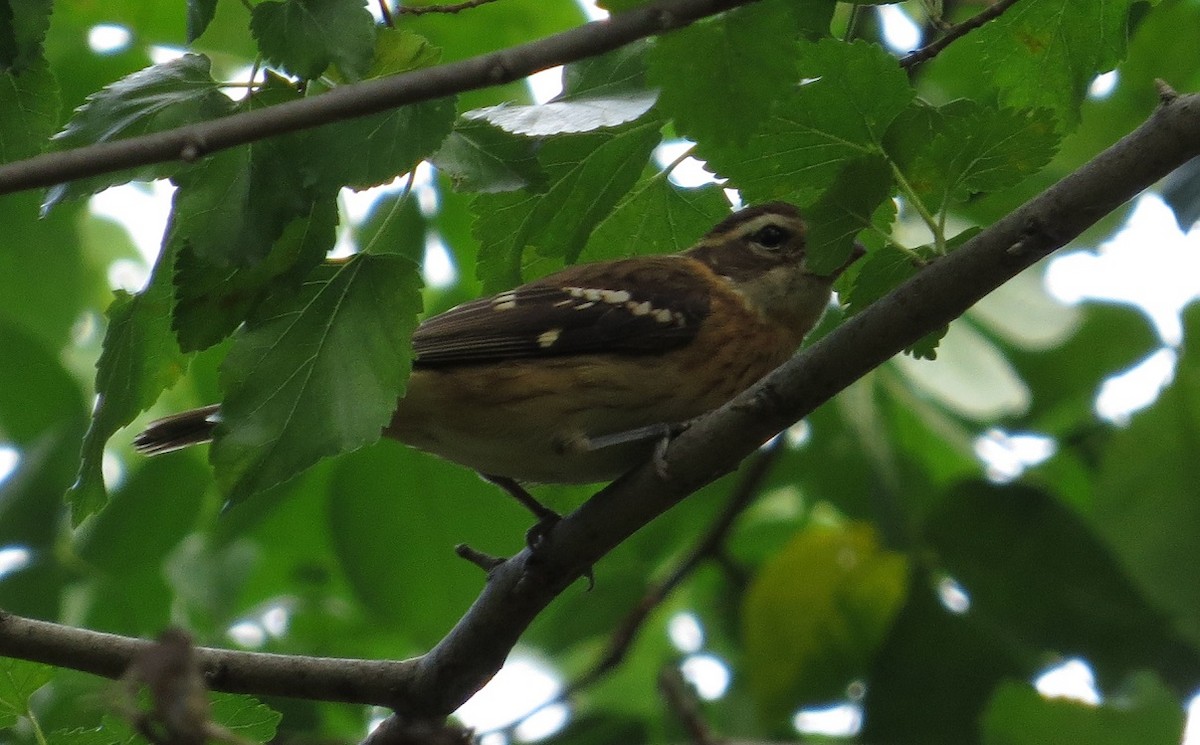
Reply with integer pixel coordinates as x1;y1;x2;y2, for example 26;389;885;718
135;202;861;510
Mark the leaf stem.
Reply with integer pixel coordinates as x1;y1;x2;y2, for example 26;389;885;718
888;160;944;252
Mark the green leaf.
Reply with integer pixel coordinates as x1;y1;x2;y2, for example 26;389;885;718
212;254;423;503
650;1;803;147
0;0;51;71
0;61;58;164
474;121;662;292
328;442;531;643
981;674;1184;745
742;521;908;719
68;235;187;524
561;40;651;99
250;0;376;81
701;39;914;203
186;0;218;42
304;96;457;190
462;90;658;137
902;101;1059;212
581;179;731;262
210;692;283;743
863;573;1030;745
43;54;234;210
845;245;924;317
173;198;338;351
927;482;1200;693
73;454;208;573
431;118;544;193
961;0;1141;129
366;28;442;78
170;76;328;268
1092;303;1200;647
0;657;53;726
802;155;894;275
355;192;426;262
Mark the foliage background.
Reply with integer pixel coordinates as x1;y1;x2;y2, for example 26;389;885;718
1;0;1200;743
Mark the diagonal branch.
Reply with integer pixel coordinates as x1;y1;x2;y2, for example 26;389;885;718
901;0;1022;70
0;0;754;197
2;86;1199;738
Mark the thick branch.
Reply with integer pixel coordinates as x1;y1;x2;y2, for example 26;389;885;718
0;0;754;196
0;611;418;706
3;91;1199;728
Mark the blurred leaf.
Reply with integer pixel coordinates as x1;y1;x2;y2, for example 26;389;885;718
650;1;803;147
212;254;423;503
0;192;91;350
328;441;530;644
1005;300;1157;434
473;120;661;291
0;61;58;164
981;673;1184;745
863;574;1029;745
581;180;730;262
431;118;544;193
250;0;375;81
742;521;908;720
68;233;187;524
73;454;208;573
701;39;913;204
1159;155;1200;231
43;55;234;210
928;481;1200;693
1092;303;1200;647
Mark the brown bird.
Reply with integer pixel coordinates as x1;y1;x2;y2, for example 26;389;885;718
136;202;860;500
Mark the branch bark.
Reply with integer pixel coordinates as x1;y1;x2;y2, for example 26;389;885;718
1;85;1196;745
0;0;754;196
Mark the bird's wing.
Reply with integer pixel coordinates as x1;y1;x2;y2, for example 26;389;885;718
413;257;712;367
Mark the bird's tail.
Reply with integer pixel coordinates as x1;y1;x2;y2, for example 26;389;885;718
133;404;221;455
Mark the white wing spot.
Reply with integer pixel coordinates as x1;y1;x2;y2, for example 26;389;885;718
574;301;596;310
601;289;631;304
537;328;562;348
492;291;518;311
629;301;651;316
653;308;673;324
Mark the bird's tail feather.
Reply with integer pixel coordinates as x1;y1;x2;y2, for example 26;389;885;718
133;404;221;455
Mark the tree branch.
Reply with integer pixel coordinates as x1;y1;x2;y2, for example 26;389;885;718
3;90;1199;735
900;0;1022;70
0;0;754;197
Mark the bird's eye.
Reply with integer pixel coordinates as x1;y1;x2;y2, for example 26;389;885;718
749;224;791;250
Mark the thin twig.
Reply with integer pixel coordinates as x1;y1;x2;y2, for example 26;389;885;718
378;0;395;27
659;666;723;745
396;0;502;15
572;438;786;690
481;438;788;739
0;0;755;196
900;0;1022;70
